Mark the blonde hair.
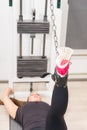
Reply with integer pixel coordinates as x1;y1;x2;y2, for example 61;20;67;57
27;92;42;102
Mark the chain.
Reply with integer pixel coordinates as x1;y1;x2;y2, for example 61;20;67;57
50;0;59;54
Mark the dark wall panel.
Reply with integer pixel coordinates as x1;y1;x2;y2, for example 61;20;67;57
66;0;87;49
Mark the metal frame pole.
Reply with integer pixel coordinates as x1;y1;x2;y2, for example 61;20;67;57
42;0;48;57
19;0;23;21
44;0;48;21
19;0;23;57
19;34;22;57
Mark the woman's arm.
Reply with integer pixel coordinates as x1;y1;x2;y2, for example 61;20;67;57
2;88;18;119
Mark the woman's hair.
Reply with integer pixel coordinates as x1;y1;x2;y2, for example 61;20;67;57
27;92;41;102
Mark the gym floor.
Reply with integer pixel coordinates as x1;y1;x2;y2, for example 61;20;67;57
0;80;87;130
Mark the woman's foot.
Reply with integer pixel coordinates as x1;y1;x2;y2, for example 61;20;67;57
52;70;68;85
52;47;73;84
55;47;73;77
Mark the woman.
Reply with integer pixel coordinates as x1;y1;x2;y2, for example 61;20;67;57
1;47;73;130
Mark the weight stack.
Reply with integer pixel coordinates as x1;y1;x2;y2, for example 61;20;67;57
17;56;47;78
17;20;49;34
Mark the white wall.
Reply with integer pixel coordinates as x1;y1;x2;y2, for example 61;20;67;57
60;0;69;46
0;1;10;80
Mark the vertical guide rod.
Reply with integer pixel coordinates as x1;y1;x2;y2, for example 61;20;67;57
44;0;48;20
31;38;34;54
19;34;22;57
19;0;23;21
43;0;48;57
30;10;36;55
19;0;23;57
30;82;33;92
43;34;46;57
20;0;22;16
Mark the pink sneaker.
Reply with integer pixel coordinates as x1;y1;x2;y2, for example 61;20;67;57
56;59;70;77
56;47;73;77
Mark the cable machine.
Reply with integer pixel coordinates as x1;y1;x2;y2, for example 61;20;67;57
9;0;73;92
17;0;50;78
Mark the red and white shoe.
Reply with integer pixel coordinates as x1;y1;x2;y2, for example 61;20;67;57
56;47;73;77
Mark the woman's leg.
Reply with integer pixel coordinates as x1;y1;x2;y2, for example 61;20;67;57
46;74;68;130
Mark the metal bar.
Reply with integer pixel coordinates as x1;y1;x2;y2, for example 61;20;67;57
31;10;36;54
30;34;35;54
19;0;23;21
42;0;48;57
19;0;23;57
43;34;46;57
31;38;34;54
19;34;22;57
20;0;22;15
44;0;48;21
30;82;33;92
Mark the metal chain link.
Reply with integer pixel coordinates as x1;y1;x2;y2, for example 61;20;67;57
50;0;59;54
